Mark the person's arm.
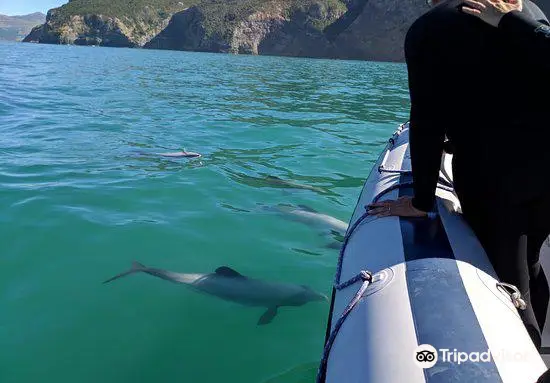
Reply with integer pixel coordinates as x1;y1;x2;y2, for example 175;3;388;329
404;24;446;213
463;0;550;68
499;11;550;62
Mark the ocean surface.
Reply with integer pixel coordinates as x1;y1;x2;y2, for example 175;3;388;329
0;41;410;383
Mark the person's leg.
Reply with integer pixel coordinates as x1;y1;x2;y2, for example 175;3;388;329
527;194;550;333
537;368;550;383
460;195;541;348
486;228;541;348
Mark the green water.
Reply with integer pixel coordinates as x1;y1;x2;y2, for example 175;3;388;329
0;41;410;383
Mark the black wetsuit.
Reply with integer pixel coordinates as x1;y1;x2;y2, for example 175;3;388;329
496;10;550;383
499;9;550;64
405;0;550;349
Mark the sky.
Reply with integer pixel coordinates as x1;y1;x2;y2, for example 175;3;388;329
0;0;66;16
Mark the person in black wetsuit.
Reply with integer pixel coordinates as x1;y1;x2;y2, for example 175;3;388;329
462;4;550;383
463;4;550;383
368;0;550;351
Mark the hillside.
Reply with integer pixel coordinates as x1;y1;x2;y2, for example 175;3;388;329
24;0;194;47
145;0;348;56
22;0;550;62
0;12;45;41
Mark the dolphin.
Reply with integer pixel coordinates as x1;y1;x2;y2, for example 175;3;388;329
226;172;330;194
135;150;201;159
156;151;201;158
265;204;349;236
263;176;329;194
103;262;328;325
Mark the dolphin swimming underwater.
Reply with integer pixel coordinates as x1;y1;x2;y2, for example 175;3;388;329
104;262;328;325
226;172;330;195
265;204;349;236
263;176;329;194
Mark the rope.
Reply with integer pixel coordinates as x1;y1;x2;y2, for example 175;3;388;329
335;270;372;290
378;165;407;174
314;204;375;383
319;178;443;382
377;166;455;193
334;210;371;285
318;123;446;382
316;270;373;383
379;130;402;170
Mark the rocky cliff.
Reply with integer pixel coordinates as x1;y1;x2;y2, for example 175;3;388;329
23;0;191;47
145;0;427;61
145;0;347;58
328;0;428;62
24;0;426;60
24;11;134;46
23;0;550;62
327;0;550;61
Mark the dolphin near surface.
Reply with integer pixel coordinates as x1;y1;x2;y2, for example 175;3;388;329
104;262;327;325
156;151;201;158
134;150;201;159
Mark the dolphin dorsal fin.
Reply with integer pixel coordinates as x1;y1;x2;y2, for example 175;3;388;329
215;266;245;278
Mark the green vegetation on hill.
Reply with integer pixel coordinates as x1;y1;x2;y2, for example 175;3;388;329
199;0;347;40
40;0;200;45
27;0;348;54
291;0;347;30
199;0;271;40
23;0;432;61
53;0;197;21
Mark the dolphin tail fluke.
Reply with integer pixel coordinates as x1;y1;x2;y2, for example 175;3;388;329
258;306;279;325
103;261;146;284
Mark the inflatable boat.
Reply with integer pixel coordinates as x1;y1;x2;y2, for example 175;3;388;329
318;122;548;383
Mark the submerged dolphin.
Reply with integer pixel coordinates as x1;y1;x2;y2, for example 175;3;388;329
266;204;349;236
227;173;330;194
104;262;327;325
263;176;329;194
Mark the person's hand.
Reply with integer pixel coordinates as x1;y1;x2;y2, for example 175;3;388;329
367;196;428;218
462;0;523;27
